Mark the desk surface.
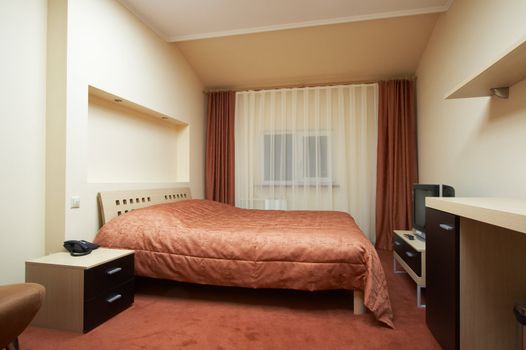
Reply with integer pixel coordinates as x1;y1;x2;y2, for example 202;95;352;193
426;197;526;234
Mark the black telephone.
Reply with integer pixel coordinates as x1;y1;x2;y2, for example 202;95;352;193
63;240;99;256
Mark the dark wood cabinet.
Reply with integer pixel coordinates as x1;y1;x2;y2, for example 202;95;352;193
83;254;135;332
426;208;459;350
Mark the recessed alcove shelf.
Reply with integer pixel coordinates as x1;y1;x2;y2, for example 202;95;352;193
445;35;526;99
87;85;190;184
88;86;187;126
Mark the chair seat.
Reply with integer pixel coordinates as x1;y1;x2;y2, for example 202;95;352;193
0;283;45;349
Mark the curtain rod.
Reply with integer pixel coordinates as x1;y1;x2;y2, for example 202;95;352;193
203;76;416;94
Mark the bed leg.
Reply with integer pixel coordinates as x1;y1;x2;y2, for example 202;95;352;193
353;290;365;315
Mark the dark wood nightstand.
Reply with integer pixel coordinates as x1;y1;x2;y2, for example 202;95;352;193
26;248;134;332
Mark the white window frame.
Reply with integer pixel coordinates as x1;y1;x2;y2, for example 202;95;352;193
262;130;332;186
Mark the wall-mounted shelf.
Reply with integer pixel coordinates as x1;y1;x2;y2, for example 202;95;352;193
88;85;186;126
445;35;526;99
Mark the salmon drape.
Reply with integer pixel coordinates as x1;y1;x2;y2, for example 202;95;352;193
375;80;418;250
205;91;236;205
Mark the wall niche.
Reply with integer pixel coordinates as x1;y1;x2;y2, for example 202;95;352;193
87;86;189;183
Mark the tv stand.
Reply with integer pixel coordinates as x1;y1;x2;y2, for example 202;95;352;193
393;230;426;308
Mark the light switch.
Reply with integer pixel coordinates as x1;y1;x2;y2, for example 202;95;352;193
71;196;80;209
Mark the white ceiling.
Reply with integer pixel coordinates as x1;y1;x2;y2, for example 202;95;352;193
119;0;452;42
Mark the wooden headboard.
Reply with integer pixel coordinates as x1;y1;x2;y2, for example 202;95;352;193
98;187;192;225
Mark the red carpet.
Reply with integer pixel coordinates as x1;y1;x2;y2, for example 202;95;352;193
20;250;440;349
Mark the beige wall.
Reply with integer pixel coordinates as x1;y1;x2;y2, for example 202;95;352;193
417;0;526;197
45;0;68;256
88;95;186;184
46;0;205;248
0;1;47;283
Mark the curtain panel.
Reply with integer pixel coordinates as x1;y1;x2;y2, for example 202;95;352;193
375;80;418;250
205;91;236;205
235;85;378;240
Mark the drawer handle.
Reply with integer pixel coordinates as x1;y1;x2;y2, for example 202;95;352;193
106;294;122;304
405;251;416;258
439;224;454;231
106;267;122;275
394;241;401;246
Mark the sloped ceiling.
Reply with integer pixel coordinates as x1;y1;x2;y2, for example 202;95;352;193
119;1;446;89
120;0;450;41
175;14;440;90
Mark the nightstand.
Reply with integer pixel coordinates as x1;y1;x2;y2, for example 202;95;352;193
393;230;426;307
26;248;134;332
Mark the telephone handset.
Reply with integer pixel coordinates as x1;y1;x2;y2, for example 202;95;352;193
63;240;99;256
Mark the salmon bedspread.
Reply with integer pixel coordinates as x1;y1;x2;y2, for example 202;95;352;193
94;199;393;327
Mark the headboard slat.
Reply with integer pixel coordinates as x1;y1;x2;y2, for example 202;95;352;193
98;187;192;225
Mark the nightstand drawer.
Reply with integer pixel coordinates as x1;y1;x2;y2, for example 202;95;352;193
84;279;134;332
393;235;422;276
84;254;134;300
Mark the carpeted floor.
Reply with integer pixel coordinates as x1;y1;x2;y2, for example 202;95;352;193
20;250;440;349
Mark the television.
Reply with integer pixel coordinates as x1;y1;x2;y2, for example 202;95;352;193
412;184;455;240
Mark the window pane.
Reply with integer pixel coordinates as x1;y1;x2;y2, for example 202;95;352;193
319;136;328;178
284;134;292;181
264;135;271;181
305;136;316;178
264;134;292;182
305;135;328;178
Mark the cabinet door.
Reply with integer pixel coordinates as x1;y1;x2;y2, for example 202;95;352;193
426;208;459;350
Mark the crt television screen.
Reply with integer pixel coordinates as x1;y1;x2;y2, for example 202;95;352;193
413;185;440;231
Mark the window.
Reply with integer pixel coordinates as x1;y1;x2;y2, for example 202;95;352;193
236;84;378;237
263;131;330;185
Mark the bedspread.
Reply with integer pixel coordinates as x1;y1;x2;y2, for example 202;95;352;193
94;199;393;327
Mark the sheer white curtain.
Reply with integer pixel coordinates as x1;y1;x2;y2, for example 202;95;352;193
235;84;378;240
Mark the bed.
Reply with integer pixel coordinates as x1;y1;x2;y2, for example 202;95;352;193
94;188;393;327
